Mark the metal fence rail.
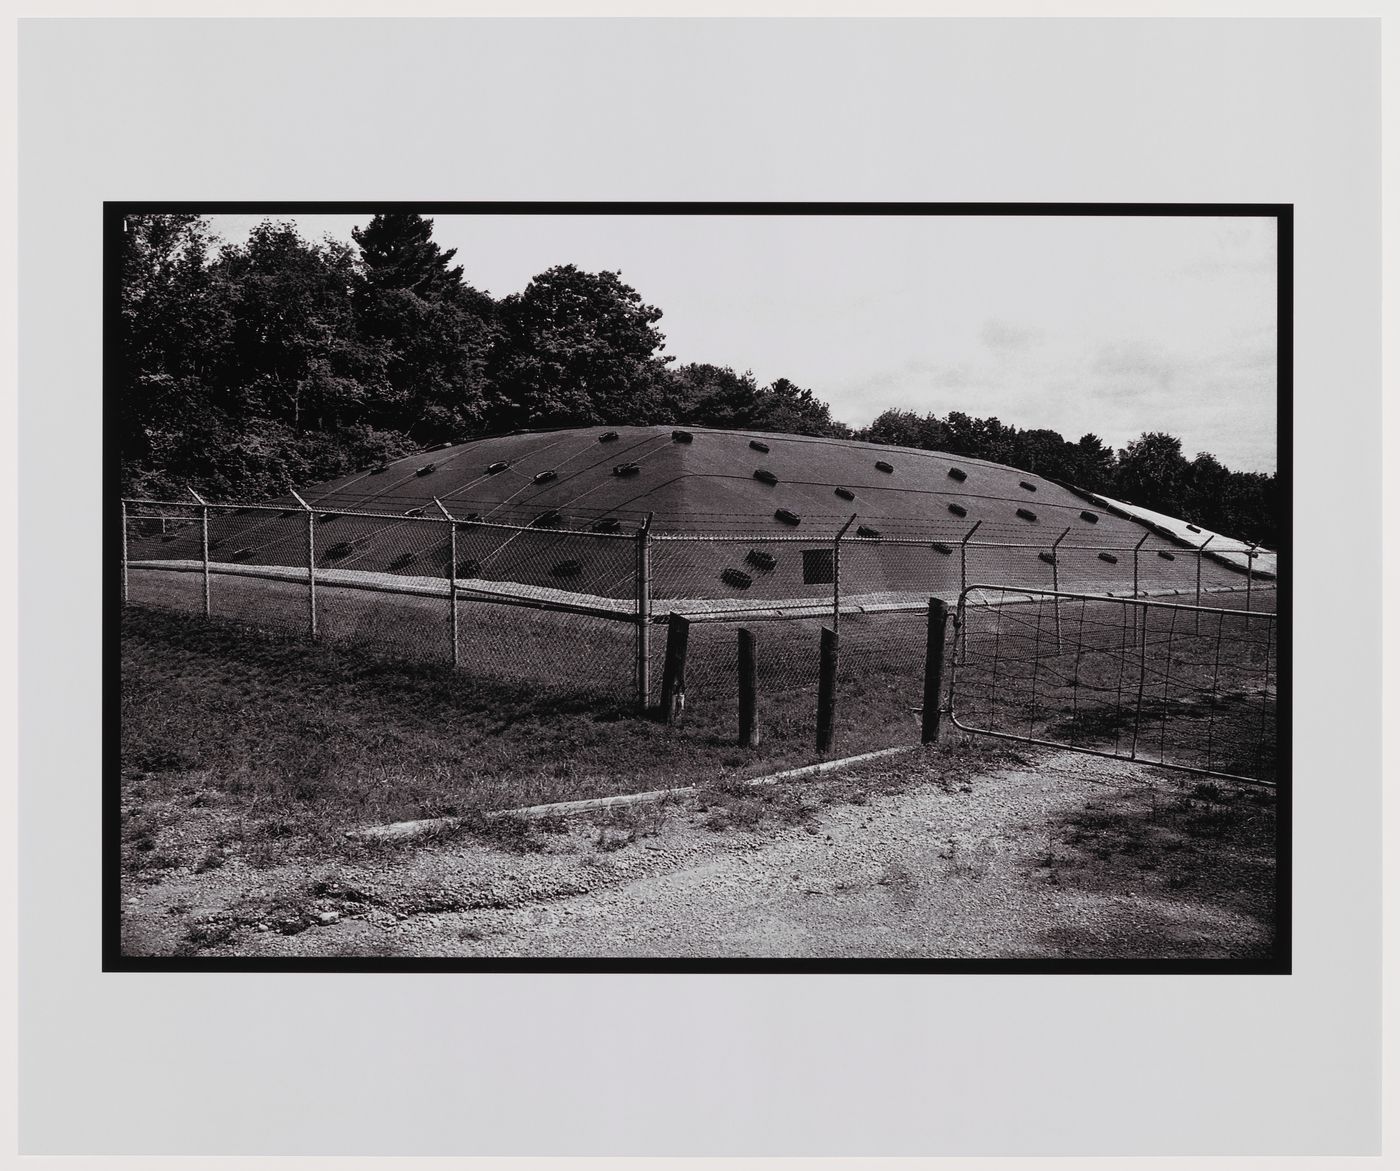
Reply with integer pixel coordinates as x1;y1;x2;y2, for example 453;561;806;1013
948;586;1278;784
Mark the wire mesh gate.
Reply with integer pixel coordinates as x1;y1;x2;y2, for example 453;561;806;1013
948;586;1278;785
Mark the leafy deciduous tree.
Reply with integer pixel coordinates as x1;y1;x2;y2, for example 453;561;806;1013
486;264;671;429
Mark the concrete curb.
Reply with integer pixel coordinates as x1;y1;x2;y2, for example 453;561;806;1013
343;744;918;844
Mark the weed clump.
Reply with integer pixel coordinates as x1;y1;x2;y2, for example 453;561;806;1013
696;778;814;833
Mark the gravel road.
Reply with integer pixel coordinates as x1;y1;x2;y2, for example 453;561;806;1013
122;743;1276;961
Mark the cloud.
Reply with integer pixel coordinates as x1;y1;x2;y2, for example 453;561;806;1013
1090;341;1179;394
1057;334;1276;469
833;359;998;423
979;318;1042;354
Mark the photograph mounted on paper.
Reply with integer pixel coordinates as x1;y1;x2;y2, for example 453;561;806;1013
109;204;1287;970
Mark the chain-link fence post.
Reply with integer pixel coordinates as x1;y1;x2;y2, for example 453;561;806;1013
200;504;211;618
120;499;129;605
1246;543;1257;613
832;513;856;635
1051;526;1070;650
1131;532;1149;638
1195;534;1215;632
635;513;653;713
434;499;460;669
291;489;318;640
959;519;982;599
1129;595;1149;760
187;487;211;620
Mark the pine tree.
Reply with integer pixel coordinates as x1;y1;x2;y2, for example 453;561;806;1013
351;214;496;441
352;213;467;301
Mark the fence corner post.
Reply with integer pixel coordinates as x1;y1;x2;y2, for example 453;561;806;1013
922;596;949;744
816;625;839;755
658;611;691;724
738;626;760;748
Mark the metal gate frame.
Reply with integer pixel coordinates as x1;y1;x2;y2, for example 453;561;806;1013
947;585;1278;787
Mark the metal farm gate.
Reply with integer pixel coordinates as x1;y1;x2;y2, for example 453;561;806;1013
948;586;1278;785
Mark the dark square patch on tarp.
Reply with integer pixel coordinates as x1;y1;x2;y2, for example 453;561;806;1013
802;548;835;585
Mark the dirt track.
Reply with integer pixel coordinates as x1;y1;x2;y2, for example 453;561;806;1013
121;746;1277;961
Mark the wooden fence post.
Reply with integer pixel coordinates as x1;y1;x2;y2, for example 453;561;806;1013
922;597;949;744
738;627;760;748
635;514;653;713
658;612;691;724
816;625;839;755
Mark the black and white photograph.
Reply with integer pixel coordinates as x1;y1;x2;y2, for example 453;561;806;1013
18;10;1385;1163
110;204;1287;968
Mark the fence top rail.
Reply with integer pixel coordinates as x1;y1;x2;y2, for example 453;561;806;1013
959;583;1277;618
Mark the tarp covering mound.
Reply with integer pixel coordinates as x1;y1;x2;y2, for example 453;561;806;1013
1071;492;1277;578
129;426;1271;609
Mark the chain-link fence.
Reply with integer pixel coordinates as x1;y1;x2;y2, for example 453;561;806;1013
642;526;1276;762
122;497;642;701
124;498;1279;759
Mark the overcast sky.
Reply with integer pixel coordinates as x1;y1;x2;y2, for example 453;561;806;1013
206;212;1278;473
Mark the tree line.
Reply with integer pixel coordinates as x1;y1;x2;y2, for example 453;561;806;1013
118;213;1277;547
859;409;1278;547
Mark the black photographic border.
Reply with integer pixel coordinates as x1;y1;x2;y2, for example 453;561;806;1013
102;201;1292;975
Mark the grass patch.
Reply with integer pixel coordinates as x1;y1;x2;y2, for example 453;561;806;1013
812;735;1031;808
694;776;817;833
119;606;855;876
1040;776;1276;922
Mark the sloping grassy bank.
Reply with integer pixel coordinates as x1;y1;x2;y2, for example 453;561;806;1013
120;605;877;878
